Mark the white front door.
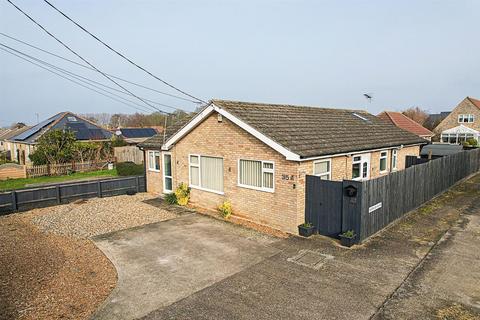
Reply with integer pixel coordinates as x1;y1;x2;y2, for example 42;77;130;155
352;153;371;181
163;153;173;193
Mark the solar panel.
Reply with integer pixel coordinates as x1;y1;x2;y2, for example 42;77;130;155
120;128;157;138
12;113;62;141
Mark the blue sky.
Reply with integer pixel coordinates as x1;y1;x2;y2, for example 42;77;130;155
1;0;479;126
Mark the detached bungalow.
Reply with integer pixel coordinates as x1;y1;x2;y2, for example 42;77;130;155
139;100;426;234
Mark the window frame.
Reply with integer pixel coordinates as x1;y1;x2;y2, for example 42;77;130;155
379;151;388;173
237;158;275;193
458;114;475;123
148;150;161;172
391;149;398;171
313;159;332;180
188;154;224;195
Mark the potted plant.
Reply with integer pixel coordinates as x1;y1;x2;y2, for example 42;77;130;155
339;230;357;247
298;222;315;237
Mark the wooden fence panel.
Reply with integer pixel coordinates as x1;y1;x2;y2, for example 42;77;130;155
0;175;145;215
358;149;480;241
0;163;26;180
114;146;144;164
25;160;111;178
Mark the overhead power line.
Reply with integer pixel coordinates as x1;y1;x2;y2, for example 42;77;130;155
0;42;189;113
0;45;156;114
6;0;167;114
0;32;202;105
42;0;206;104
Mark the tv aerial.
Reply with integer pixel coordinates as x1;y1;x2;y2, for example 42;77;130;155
363;93;373;103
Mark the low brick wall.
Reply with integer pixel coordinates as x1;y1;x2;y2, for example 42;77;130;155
0;163;26;180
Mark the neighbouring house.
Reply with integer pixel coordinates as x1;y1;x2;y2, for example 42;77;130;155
0;125;31;158
139;99;426;234
5;112;112;164
377;111;434;141
433;97;480;144
114;127;159;145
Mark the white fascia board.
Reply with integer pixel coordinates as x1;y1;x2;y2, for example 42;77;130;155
212;105;301;161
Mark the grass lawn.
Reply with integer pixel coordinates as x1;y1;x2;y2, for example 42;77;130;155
0;169;118;191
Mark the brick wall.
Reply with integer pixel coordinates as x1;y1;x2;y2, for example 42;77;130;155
434;98;480;136
144;112;421;234
171;114;300;233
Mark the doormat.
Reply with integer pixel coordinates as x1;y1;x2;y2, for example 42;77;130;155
287;249;334;270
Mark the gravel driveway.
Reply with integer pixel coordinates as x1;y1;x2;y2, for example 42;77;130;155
1;193;182;320
32;193;179;238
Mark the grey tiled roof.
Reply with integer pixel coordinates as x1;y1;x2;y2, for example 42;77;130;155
138;116;194;149
140;99;427;158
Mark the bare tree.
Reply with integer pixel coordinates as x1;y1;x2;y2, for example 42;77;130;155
402;107;429;125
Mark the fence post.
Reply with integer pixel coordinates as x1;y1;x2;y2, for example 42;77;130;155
56;185;61;204
11;191;17;211
136;176;140;192
97;181;102;198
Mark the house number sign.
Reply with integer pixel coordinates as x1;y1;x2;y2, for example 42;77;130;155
282;174;295;181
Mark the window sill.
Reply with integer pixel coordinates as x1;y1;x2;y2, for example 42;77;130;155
148;169;161;173
379;170;388;174
238;184;275;193
190;185;224;195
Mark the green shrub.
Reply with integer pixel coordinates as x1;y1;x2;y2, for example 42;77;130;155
463;138;479;148
300;222;313;228
218;200;232;219
340;230;356;238
164;192;177;205
174;182;190;206
116;161;144;176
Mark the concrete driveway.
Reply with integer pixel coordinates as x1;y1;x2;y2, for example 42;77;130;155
91;213;280;320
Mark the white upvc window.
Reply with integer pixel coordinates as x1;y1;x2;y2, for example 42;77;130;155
391;149;398;171
238;159;274;192
458;114;474;123
313;159;331;180
379;151;388;173
189;154;224;194
148;151;161;171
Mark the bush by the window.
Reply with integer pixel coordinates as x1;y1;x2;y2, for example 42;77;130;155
174;182;190;206
164;192;177;205
218;200;232;219
116;161;144;176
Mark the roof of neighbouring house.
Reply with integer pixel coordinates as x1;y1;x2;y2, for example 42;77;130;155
138;116;194;149
467;96;480;109
115;127;158;139
377;111;434;137
8;112;112;144
140;99;427;159
0;125;32;141
420;144;464;157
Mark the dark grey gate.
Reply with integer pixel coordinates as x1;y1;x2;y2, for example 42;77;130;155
305;175;343;236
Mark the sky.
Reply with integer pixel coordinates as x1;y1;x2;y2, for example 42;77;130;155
1;0;479;126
